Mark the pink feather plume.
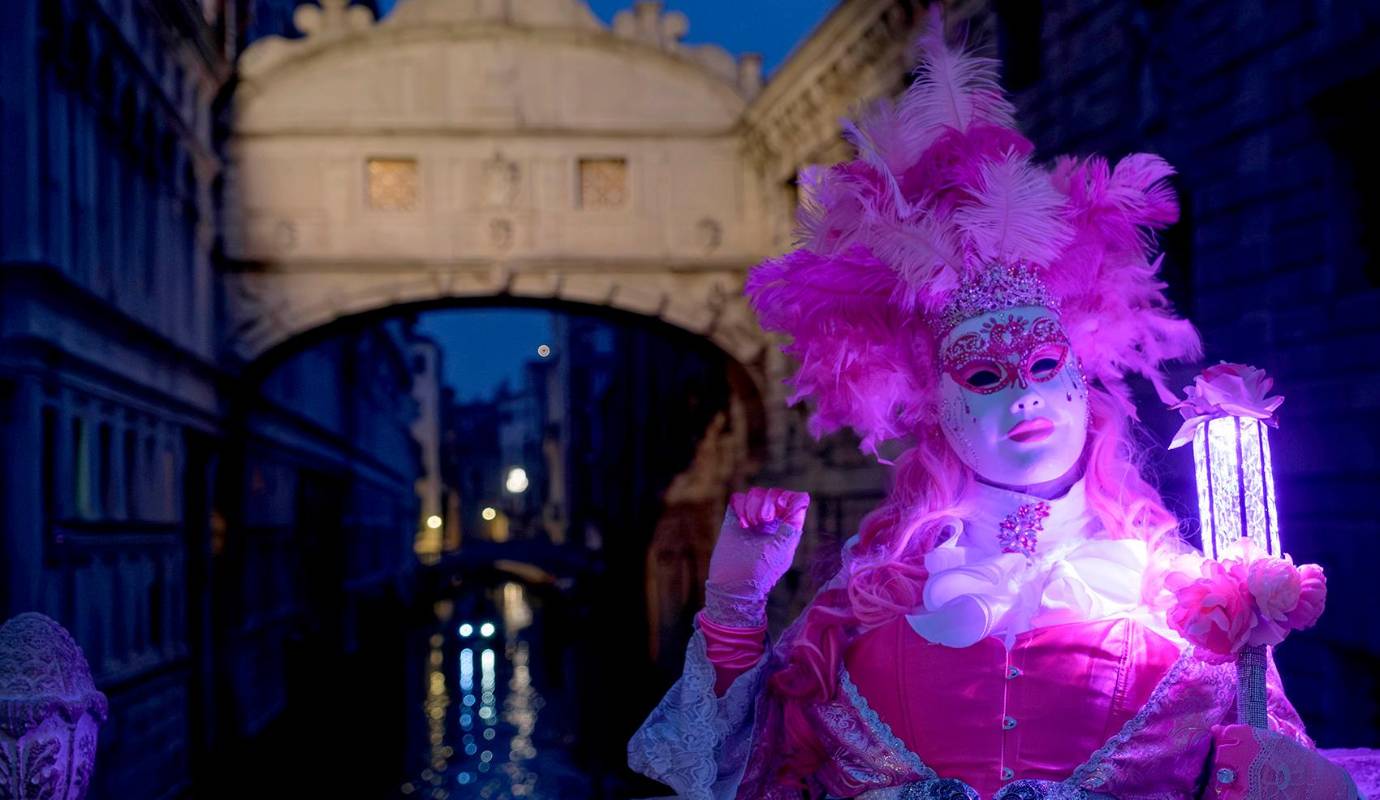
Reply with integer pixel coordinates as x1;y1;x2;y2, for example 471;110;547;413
898;5;1017;157
952;152;1074;268
743;5;1200;456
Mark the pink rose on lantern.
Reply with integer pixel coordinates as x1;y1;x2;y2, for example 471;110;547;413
1168;362;1285;449
1246;556;1301;621
1243;555;1301;647
1167;559;1257;663
1284;563;1327;631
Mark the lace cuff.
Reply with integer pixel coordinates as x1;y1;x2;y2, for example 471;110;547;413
1239;727;1361;799
703;584;768;628
627;620;769;800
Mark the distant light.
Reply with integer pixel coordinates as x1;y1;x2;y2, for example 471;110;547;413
426;515;443;529
537;344;551;358
505;467;529;493
479;622;495;638
459;623;473;637
481;507;497;521
457;773;471;785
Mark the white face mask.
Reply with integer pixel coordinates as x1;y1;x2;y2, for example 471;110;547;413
936;306;1090;487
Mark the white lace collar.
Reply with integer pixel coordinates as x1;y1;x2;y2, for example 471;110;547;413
907;477;1174;648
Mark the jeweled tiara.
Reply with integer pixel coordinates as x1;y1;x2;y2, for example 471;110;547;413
928;262;1061;338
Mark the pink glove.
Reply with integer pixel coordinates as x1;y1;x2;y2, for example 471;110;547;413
1209;724;1360;799
702;488;809;628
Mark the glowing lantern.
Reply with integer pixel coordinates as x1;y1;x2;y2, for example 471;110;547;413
1170;363;1285;729
1190;416;1281;561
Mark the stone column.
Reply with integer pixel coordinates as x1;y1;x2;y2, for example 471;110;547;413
0;613;108;800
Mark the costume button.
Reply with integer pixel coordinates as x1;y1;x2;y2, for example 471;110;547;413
1001;767;1015;781
1006;666;1021;679
1002;716;1017;730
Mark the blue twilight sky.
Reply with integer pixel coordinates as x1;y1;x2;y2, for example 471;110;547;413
374;0;838;75
418;310;556;403
412;0;838;401
583;0;838;74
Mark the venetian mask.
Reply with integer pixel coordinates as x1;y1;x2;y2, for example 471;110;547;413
937;306;1090;486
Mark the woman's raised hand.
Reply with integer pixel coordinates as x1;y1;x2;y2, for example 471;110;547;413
728;487;810;534
703;488;811;629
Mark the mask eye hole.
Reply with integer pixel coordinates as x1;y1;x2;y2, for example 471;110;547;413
958;362;1006;392
1026;346;1067;382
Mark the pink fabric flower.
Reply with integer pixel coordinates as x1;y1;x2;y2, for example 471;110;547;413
1168;362;1285;448
1167;559;1256;663
1242;555;1302;647
1285;563;1327;631
1247;556;1302;622
1171;547;1329;658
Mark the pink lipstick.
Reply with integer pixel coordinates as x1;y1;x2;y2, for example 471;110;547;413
1007;417;1054;443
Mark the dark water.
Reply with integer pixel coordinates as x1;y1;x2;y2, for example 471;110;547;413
213;571;662;799
397;579;596;799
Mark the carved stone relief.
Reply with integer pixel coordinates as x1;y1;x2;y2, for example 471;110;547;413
0;614;108;800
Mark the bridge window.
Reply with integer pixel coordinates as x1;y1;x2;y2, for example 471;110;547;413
577;157;628;210
366;157;419;211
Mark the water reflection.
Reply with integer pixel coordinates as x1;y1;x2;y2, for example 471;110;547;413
401;580;588;799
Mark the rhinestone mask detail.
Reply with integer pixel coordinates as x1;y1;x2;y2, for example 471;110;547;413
940;314;1071;395
928;262;1060;339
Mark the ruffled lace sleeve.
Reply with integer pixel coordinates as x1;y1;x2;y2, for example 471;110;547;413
627;616;769;800
628;545;861;799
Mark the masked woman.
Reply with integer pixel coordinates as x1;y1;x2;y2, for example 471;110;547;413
627;9;1360;800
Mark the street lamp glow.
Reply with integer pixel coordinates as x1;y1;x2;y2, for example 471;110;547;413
481;507;497;521
426;514;443;529
479;622;495;638
505;467;529;494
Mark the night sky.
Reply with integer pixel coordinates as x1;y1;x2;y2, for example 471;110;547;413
414;0;837;402
419;310;556;403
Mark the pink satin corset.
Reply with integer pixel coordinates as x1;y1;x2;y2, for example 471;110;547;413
843;615;1183;799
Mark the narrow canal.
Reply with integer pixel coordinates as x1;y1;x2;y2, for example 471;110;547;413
398;578;593;799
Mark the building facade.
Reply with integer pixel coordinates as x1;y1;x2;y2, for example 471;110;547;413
0;1;236;795
407;330;448;561
0;2;432;797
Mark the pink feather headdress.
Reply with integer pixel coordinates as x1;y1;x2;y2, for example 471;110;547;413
745;6;1201;458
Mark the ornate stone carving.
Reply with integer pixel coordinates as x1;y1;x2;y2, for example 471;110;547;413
481;154;521;208
611;1;761;97
0;613;108;800
695;217;723;255
292;0;374;40
489;219;514;250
